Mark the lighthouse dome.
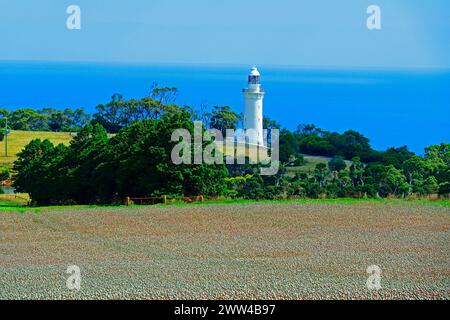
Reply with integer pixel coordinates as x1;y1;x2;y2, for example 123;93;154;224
248;66;261;85
249;66;260;76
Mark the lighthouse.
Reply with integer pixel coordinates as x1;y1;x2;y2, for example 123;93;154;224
243;66;265;146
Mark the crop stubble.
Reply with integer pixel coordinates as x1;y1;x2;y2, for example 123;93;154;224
0;202;449;299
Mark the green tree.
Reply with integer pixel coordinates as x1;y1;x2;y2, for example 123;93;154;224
111;112;228;197
314;163;328;188
349;156;364;186
424;143;450;194
422;176;439;195
403;156;426;186
150;82;178;105
382;165;409;196
9;109;49;131
93;92;184;133
325;130;372;160
263;117;281;130
13;139;69;204
298;135;337;157
279;129;303;165
425;143;450;165
208;106;240;136
328;155;346;172
62;123;110;203
14;112;229;204
382;146;415;168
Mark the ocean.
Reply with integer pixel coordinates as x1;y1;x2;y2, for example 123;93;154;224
0;61;449;154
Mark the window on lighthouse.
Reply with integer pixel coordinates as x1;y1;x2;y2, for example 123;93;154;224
248;75;260;84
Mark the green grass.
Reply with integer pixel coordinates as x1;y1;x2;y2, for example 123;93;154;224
0;200;28;212
285;155;353;175
0;130;74;165
165;197;450;208
2;197;448;213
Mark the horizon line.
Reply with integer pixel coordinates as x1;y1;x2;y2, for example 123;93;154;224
1;59;450;73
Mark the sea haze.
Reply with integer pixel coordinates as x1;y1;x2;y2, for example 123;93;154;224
0;61;448;154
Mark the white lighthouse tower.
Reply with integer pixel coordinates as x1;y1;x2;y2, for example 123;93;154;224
243;66;265;146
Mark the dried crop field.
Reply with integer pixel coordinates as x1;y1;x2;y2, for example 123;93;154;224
0;201;449;299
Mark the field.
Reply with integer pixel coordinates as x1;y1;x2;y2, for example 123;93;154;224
0;200;449;300
0;130;74;165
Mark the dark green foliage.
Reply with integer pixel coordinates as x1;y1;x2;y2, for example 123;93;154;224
298;135;337;157
13;139;69;205
1;108;91;132
381;146;415;168
63;123;110;203
208;106;240;135
263;117;281;130
279;129;304;165
10;94;450;204
225;142;450;200
325;130;371;160
108;112;228;198
296;124;371;158
92;86;182;133
0;168;10;180
294;123;407;165
225;174;266;199
439;182;450;195
13;113;228;205
328;155;346;172
349;157;364;186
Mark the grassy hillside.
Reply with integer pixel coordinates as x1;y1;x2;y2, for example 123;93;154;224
285;155;353;176
0;130;74;166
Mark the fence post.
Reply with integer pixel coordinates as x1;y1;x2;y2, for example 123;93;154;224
163;195;167;205
125;197;131;206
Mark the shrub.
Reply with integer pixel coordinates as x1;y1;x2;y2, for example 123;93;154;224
0;168;10;180
328;155;346;172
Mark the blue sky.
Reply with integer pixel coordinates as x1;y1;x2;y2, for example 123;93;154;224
0;0;449;68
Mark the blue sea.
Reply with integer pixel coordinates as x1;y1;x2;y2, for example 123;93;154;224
0;61;449;154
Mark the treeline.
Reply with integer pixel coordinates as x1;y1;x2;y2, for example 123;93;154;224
265;121;449;199
13;113;449;205
277;123;417;165
13;111;228;205
10;90;450;204
0;85;181;135
0;108;90;134
225;147;449;200
1;83;415;166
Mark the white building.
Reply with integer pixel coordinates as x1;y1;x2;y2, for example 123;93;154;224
243;66;265;146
